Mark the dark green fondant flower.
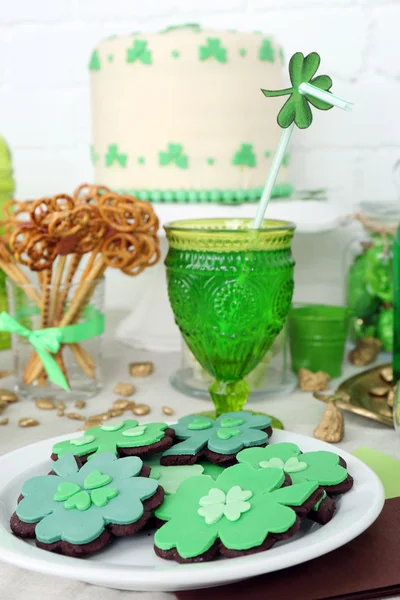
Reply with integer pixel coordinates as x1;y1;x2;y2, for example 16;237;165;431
159;143;188;169
199;38;227;63
261;52;333;129
105;144;127;168
232;144;256;168
126;40;152;65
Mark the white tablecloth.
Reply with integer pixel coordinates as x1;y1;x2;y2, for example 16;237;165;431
0;312;398;600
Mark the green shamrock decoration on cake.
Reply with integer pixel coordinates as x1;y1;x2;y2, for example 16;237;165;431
90;145;100;165
159;143;188;169
154;464;318;559
53;420;169;459
199;38;227;63
162;411;271;458
262;52;334;129
105;144;127;168
89;49;101;71
15;453;158;546
126;39;152;65
232;144;257;168
259;39;275;62
237;442;348;487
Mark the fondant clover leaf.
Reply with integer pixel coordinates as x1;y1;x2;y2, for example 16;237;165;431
52;420;169;460
237;443;348;487
261;52;333;129
159;143;188;169
232;144;256;168
145;455;225;494
199;38;227;63
15;453;158;546
105;144;127;167
259;39;275;62
126;39;152;65
154;464;317;559
162;411;271;459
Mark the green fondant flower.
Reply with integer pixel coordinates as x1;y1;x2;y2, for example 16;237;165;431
237;442;348;487
159;143;188;169
259;39;275;62
154;464;317;558
52;420;169;459
89;49;101;71
105;144;127;168
162;411;271;459
232;144;256;168
261;52;333;129
199;38;227;63
15;453;158;546
126;39;152;65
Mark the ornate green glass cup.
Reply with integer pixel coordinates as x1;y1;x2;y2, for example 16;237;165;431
164;218;295;416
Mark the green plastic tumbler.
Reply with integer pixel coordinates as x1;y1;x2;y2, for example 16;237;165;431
288;304;349;378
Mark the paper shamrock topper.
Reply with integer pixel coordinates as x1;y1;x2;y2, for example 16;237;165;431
261;52;333;129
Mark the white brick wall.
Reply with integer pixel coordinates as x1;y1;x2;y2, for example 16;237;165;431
0;0;399;308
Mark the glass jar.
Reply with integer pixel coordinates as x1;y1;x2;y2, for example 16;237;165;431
345;202;400;354
0;270;10;350
7;278;104;402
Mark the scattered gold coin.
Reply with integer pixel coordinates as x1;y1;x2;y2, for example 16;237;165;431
113;382;135;397
88;412;109;422
113;399;132;410
379;406;393;419
298;368;330;392
380;367;394;384
108;408;124;418
0;417;9;425
19;418;39;428
0;399;7;413
65;412;86;421
132;403;150;416
162;406;174;416
35;398;56;410
78;419;102;431
387;388;395;408
314;402;344;443
57;410;65;417
75;400;86;409
129;362;154;377
57;401;65;410
369;386;389;397
0;370;13;379
0;389;18;403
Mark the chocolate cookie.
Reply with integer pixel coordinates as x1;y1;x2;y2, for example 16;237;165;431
11;452;163;557
160;411;273;467
51;420;175;466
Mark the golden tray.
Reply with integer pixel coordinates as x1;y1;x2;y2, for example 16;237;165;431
314;363;394;428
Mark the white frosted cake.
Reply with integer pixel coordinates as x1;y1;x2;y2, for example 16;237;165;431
89;25;292;204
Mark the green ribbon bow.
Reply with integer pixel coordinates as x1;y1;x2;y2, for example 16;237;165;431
261;52;333;129
232;144;257;168
105;144;127;168
199;38;227;63
0;311;105;391
126;40;152;65
159;143;188;169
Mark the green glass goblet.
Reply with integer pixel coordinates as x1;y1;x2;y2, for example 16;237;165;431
164;218;295;416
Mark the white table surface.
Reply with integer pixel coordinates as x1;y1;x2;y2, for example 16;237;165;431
0;311;398;600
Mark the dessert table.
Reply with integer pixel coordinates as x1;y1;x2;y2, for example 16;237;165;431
0;310;398;600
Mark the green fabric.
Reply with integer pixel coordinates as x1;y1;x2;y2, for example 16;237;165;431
352;447;400;500
0;310;104;391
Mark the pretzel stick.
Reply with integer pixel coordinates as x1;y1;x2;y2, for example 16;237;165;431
0;259;42;305
54;253;82;324
49;256;66;325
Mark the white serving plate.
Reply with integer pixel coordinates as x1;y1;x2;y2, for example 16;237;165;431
0;430;384;592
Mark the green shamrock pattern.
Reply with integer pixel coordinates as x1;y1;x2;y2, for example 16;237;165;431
126;39;152;65
232;144;257;168
105;144;127;168
159;143;188;169
90;145;100;165
199;38;227;63
155;464;318;559
262;52;334;129
52;420;169;460
89;49;101;71
259;39;275;62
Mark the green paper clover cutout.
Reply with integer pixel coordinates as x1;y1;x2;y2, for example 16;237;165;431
105;144;127;168
261;52;334;129
154;464;318;558
126;39;152;65
52;419;169;459
199;38;227;63
162;411;271;459
89;49;101;71
159;143;188;169
237;443;348;487
259;39;275;62
16;453;158;546
232;144;256;168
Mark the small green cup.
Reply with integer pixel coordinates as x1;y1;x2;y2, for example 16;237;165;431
288;304;349;378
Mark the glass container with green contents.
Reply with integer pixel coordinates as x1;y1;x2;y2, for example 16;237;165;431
0;135;15;350
164;218;295;415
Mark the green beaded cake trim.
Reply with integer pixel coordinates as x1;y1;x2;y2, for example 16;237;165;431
112;184;293;205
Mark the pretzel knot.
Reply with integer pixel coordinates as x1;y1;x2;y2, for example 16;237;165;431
98;201;141;233
74;183;110;205
101;233;142;269
121;234;161;277
48;205;93;238
22;234;58;271
119;195;159;233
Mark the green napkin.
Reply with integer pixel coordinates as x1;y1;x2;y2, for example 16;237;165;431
352;446;400;499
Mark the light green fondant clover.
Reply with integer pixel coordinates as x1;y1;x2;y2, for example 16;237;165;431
145;454;205;495
159;143;188;169
262;52;333;129
232;144;256;168
162;411;271;458
237;442;348;487
89;49;101;71
259;39;275;62
199;38;227;63
52;419;169;459
126;39;152;65
105;144;127;168
16;453;158;546
154;464;318;559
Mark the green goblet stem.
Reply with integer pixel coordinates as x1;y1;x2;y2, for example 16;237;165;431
209;379;250;416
